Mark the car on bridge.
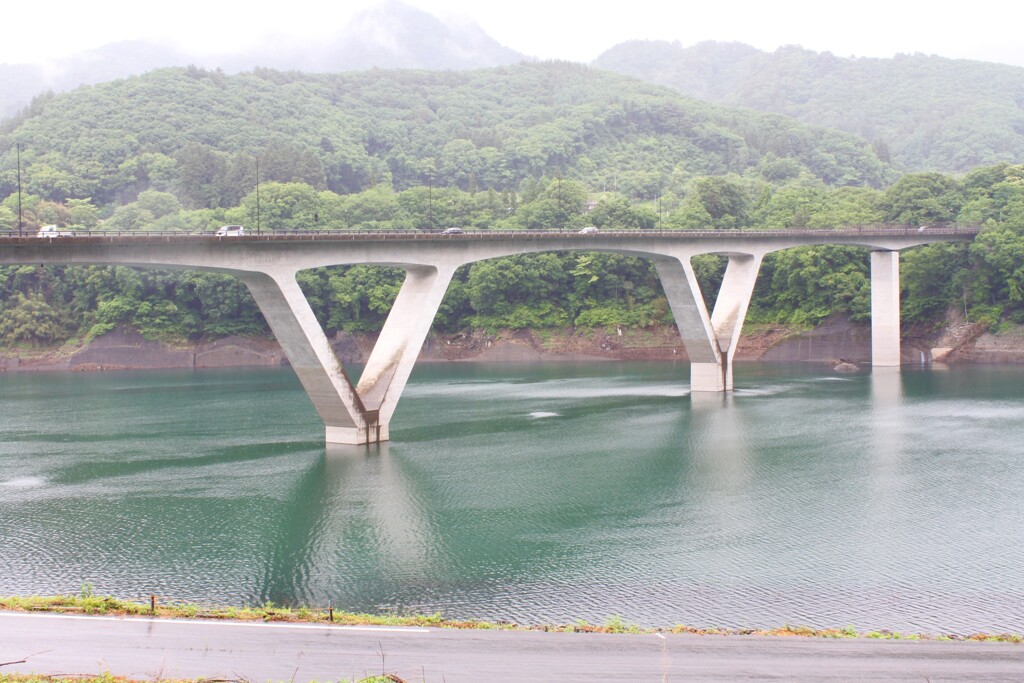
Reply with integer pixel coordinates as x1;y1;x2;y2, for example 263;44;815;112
578;226;599;234
440;227;464;235
215;225;245;237
36;225;75;237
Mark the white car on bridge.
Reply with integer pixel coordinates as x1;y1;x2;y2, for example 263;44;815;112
36;225;75;237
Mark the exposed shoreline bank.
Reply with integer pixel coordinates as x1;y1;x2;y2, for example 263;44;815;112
2;316;1023;373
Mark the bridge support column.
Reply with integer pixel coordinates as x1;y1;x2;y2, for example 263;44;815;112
240;270;373;444
654;256;723;392
357;265;457;426
871;250;901;367
656;253;763;393
710;254;763;390
241;264;456;445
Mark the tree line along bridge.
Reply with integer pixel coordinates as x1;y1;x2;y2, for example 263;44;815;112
0;226;981;444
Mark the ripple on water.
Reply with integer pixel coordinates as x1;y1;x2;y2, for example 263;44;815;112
0;476;45;488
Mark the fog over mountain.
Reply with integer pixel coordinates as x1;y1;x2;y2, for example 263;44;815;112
0;1;527;117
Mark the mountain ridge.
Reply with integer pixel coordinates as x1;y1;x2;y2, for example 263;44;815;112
594;40;1024;173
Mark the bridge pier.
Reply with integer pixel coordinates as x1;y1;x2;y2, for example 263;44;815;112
653;256;723;391
240;265;455;445
657;253;763;392
239;270;372;443
710;253;763;390
871;250;901;367
356;265;457;429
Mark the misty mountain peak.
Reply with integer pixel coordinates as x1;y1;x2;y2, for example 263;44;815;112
333;0;524;69
0;0;526;118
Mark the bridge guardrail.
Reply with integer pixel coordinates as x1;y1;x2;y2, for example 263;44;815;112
0;224;983;242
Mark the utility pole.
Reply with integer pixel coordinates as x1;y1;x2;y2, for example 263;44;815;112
556;175;563;227
252;154;258;235
16;143;23;237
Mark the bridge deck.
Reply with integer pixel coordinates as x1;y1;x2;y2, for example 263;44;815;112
0;225;981;244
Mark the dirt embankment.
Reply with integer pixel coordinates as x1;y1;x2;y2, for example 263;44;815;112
0;328;287;372
1;315;1021;373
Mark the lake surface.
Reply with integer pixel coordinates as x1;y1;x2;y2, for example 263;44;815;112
1;362;1022;634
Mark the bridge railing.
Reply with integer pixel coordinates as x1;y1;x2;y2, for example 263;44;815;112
0;224;982;241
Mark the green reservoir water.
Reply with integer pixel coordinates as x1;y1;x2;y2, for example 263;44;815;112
1;362;1022;633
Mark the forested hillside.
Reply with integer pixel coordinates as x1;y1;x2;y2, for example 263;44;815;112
0;63;1022;351
594;41;1024;174
0;62;893;210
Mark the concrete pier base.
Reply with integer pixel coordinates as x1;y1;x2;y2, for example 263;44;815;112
326;424;390;446
691;362;727;392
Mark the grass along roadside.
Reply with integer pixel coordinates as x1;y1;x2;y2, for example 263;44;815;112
1;676;400;683
0;594;1020;643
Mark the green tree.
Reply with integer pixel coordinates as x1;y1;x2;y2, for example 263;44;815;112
753;246;871;324
328;266;405;332
901;243;971;322
261;140;326;189
587;196;657;230
240;182;320;232
882;173;963;224
468;254;571;328
515;178;588;229
0;293;69;345
66;198;100;228
106;203;155;231
685;175;750;228
136;190;182;219
176;143;228;209
340;186;406;230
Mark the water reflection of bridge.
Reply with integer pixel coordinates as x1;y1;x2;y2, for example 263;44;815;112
0;226;979;444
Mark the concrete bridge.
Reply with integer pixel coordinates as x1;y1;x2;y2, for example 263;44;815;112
0;226;979;444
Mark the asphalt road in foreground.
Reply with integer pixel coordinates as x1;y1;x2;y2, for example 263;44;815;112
1;612;1021;682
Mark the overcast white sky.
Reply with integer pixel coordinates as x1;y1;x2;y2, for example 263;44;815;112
4;0;1023;67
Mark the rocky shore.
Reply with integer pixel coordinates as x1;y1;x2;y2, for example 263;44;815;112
1;315;1021;373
